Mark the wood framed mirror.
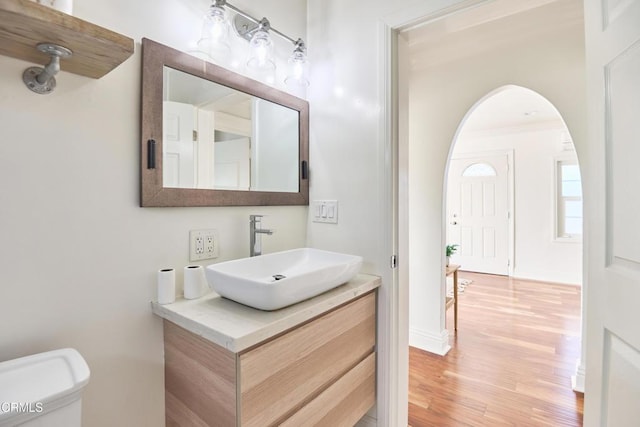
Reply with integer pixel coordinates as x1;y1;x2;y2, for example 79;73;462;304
140;38;309;207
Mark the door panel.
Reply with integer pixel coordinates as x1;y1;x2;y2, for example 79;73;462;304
483;182;495;216
601;332;640;426
163;101;196;188
483;228;496;258
461;183;473;216
214;138;251;190
460;227;473;257
584;0;640;424
607;40;640;268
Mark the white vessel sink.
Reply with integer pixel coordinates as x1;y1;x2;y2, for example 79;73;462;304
205;248;363;310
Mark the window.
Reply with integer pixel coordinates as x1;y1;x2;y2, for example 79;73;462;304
556;159;582;240
462;162;496;177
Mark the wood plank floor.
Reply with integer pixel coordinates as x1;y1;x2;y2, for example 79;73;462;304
409;272;584;426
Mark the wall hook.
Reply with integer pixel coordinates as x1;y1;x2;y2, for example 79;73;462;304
22;43;73;95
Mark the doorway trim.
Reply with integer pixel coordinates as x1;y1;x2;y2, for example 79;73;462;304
380;1;587;425
377;1;491;425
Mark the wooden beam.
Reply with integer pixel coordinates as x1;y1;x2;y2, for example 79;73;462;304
0;0;134;78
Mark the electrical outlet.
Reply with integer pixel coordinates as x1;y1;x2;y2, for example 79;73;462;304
190;229;219;261
195;236;204;254
205;235;214;254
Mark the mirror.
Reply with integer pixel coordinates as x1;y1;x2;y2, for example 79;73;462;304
162;67;300;192
141;38;309;207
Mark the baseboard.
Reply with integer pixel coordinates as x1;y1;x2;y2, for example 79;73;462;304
511;272;581;287
572;359;585;393
355;414;377;427
409;328;450;355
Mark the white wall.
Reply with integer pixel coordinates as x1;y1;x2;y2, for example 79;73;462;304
0;1;307;426
408;5;586;353
306;0;484;424
453;126;582;285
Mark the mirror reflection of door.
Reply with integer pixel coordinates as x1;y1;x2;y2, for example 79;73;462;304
163;101;196;188
162;66;299;193
447;153;509;275
163;101;253;190
214;135;250;190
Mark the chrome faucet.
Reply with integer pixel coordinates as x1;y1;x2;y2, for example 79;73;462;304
250;215;274;257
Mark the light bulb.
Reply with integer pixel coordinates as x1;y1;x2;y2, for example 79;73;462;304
291;54;304;79
285;43;309;88
247;30;275;70
209;10;226;40
197;5;230;59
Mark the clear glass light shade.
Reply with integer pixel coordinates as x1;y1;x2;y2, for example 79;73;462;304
197;5;230;58
285;49;309;87
247;30;275;70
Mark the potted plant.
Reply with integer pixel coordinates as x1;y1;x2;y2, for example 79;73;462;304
446;244;459;266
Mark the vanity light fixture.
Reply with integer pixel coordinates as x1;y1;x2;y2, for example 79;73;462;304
285;38;309;88
197;0;231;59
246;18;275;70
22;43;73;95
199;0;309;85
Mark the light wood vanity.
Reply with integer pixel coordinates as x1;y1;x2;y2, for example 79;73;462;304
152;274;380;427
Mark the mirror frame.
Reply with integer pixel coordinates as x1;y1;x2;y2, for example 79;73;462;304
140;38;309;207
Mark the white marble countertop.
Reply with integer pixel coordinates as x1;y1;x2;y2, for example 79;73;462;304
151;273;381;353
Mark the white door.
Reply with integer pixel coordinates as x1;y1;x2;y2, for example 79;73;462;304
584;0;640;425
214;138;251;190
447;153;509;275
163;101;196;188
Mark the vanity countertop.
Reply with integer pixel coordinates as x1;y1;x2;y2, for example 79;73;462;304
151;273;381;353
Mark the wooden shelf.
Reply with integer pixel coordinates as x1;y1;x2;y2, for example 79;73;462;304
0;0;134;78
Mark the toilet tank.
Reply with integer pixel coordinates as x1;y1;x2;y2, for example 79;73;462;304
0;348;90;427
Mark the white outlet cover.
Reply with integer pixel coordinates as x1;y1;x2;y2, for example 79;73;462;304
190;229;220;261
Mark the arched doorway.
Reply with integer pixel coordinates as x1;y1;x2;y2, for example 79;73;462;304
446;85;583;286
401;2;588;422
405;85;586;425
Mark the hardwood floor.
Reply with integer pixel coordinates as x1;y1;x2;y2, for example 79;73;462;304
409;272;584;426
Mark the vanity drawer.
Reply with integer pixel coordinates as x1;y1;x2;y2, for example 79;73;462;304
281;352;376;427
238;292;376;427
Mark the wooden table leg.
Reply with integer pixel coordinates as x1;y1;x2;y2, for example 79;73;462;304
453;269;458;331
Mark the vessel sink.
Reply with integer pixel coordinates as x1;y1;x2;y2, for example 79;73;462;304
205;248;363;310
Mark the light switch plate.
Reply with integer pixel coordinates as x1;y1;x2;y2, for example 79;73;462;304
312;200;338;224
189;229;220;261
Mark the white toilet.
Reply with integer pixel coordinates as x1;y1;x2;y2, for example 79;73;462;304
0;348;90;426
